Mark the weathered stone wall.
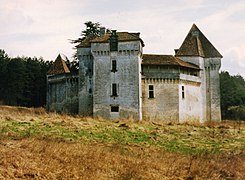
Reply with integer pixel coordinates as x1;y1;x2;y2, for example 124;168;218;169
77;47;93;116
204;58;221;121
92;41;142;120
177;57;206;122
142;78;179;121
47;74;78;114
178;75;202;122
178;56;221;122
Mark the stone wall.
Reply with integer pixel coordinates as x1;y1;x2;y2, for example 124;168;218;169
204;58;221;121
77;47;93;116
142;78;179;121
47;74;78;114
178;77;202;122
92;41;142;120
178;56;221;122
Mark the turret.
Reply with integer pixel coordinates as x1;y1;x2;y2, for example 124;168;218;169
176;24;222;122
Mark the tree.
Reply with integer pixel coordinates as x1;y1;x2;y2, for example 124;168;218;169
5;57;27;105
0;49;52;107
0;50;10;103
69;21;103;73
220;71;245;120
71;21;101;44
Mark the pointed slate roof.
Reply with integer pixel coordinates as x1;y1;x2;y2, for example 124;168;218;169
176;24;222;58
142;54;199;70
47;54;70;75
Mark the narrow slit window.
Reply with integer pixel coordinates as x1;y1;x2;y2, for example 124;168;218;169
111;60;117;72
182;86;185;99
112;83;118;97
149;85;154;98
111;106;119;112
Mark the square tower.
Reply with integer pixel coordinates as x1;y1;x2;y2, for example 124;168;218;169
176;24;222;122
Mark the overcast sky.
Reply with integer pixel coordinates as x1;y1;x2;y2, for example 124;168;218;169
0;0;244;77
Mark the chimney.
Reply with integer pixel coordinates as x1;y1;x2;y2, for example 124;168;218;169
174;49;179;55
100;27;106;36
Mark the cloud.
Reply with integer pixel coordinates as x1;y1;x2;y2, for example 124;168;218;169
0;0;244;77
227;45;245;68
0;7;33;34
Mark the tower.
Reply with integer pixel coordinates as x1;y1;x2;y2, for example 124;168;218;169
90;31;144;120
176;24;222;122
76;36;94;116
47;54;78;114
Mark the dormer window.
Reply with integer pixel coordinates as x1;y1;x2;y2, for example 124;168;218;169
109;30;118;51
191;30;199;37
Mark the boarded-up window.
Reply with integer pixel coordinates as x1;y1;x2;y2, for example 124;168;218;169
149;85;154;98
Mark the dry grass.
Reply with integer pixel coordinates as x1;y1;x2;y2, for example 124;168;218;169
0;106;244;179
0;138;244;179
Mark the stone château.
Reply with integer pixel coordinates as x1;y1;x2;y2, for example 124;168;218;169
47;24;222;122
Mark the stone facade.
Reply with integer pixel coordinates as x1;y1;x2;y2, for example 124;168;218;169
46;56;79;114
47;24;222;122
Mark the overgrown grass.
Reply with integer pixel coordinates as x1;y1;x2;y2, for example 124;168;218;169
0;116;244;155
0;106;244;179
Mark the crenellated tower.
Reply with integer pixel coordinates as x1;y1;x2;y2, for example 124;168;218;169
76;36;94;116
175;24;222;122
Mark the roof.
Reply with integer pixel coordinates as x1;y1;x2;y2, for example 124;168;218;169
176;24;222;58
142;54;200;69
77;31;144;48
76;36;96;48
47;54;70;75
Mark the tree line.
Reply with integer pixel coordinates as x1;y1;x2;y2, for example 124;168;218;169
220;71;245;120
0;49;52;107
0;49;244;120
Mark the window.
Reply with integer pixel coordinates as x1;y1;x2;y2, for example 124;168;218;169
149;85;154;98
110;40;118;51
109;30;118;51
89;88;92;94
111;60;117;72
182;86;185;99
111;106;119;112
112;83;118;97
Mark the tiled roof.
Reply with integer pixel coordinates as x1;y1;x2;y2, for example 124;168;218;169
142;54;199;69
76;36;96;48
91;32;140;42
47;54;70;75
176;24;222;58
76;32;144;48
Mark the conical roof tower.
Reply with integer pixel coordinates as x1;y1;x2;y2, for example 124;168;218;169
176;24;222;58
47;54;70;75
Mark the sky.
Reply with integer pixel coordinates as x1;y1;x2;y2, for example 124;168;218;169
0;0;244;77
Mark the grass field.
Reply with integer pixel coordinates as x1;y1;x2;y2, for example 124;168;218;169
0;106;244;179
